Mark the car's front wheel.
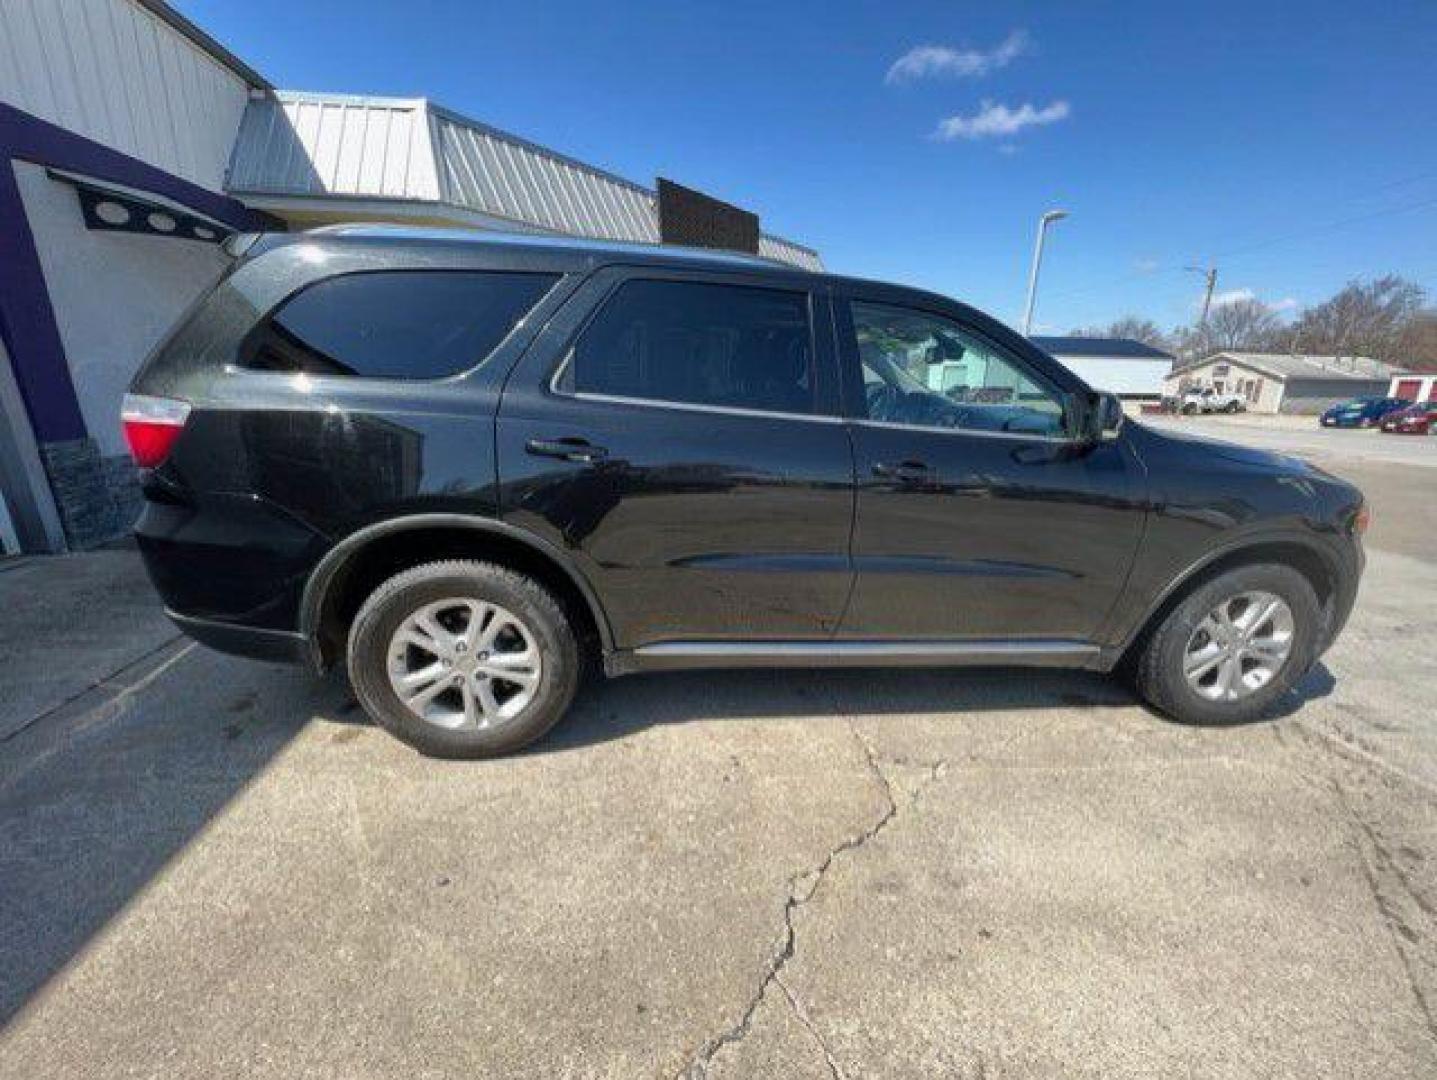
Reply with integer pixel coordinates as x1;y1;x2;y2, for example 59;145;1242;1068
347;560;580;758
1134;563;1321;725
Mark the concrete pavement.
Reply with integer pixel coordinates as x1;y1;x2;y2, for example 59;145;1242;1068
1;419;1435;1078
0;546;178;742
1144;412;1437;470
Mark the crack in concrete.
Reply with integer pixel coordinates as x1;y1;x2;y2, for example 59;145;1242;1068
776;972;843;1080
678;722;945;1078
1283;722;1437;1047
1327;775;1437;1046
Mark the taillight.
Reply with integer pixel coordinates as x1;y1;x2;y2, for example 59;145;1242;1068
121;393;191;468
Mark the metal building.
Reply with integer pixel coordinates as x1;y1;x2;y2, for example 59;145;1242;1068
1029;336;1176;401
0;0;820;554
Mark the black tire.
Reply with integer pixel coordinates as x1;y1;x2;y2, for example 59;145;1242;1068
347;560;580;758
1134;563;1321;725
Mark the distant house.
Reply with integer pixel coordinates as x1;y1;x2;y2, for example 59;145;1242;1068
1030;337;1176;401
1164;352;1409;414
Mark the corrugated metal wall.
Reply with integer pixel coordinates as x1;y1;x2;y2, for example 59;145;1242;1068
434;111;658;243
0;0;252;191
227;92;823;270
757;233;822;271
228;94;440;200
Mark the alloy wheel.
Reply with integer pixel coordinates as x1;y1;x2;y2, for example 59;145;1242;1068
1182;590;1295;702
386;598;542;730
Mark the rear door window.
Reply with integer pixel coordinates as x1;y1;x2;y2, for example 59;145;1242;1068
559;279;817;415
244;270;559;379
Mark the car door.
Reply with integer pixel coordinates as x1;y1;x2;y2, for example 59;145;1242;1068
496;266;855;650
835;289;1145;643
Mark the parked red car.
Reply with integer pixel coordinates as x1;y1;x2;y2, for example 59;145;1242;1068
1380;401;1437;434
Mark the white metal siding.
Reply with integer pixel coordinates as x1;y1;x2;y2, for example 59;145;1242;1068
434;112;658;242
228;92;823;270
13;162;231;457
0;0;252;191
228;94;440;200
757;235;822;272
1048;355;1170;397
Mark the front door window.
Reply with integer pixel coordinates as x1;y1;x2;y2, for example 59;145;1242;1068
850;302;1067;437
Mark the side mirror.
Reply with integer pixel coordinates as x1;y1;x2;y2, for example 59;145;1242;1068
1070;391;1124;443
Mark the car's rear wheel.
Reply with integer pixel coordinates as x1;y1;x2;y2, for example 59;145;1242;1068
347;560;580;758
1134;563;1321;725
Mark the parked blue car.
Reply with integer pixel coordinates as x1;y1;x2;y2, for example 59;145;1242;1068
1320;396;1412;428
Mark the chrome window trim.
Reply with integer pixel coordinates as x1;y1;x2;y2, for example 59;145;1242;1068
550;351;1068;436
851;417;1075;444
547;350;844;425
562;388;846;425
543;273;841;422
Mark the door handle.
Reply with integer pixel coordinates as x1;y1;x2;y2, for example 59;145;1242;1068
872;459;934;483
525;437;609;464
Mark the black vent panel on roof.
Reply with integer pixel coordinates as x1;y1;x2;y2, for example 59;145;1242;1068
657;178;760;256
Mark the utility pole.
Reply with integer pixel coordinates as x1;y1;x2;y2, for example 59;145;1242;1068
1021;209;1069;336
1185;264;1218;326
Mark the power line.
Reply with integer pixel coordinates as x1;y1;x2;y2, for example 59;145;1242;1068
1041;189;1437;307
1209;194;1437;261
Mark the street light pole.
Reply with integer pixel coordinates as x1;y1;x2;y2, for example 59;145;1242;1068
1021;210;1069;336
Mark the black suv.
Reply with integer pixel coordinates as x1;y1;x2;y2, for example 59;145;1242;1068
126;227;1366;758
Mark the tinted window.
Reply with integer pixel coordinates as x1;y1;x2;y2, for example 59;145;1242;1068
850;301;1066;436
566;279;816;415
244;270;558;379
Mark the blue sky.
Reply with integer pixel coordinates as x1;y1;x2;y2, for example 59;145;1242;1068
180;0;1436;333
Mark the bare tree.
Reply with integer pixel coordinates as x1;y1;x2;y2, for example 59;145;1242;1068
1174;299;1281;357
1395;309;1437;373
1288;275;1426;361
1070;316;1171;351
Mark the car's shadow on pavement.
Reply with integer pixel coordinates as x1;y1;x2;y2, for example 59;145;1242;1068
0;652;1337;1027
0;653;350;1027
527;660;1341;755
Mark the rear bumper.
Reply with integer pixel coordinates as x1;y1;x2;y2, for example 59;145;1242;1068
166;610;310;665
134;491;326;634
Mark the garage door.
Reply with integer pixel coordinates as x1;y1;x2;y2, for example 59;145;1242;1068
1395;378;1423;399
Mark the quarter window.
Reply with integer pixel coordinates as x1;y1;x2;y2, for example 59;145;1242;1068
564;279;816;415
850;301;1066;436
243;270;559;379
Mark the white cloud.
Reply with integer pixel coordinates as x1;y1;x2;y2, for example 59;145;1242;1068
886;30;1029;84
1208;287;1256;308
1204;289;1301;317
932;99;1071;141
1132;257;1160;274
